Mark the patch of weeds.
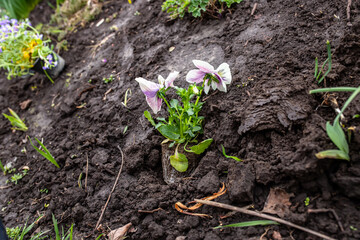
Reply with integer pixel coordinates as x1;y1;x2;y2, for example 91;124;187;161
3;108;28;131
6;216;49;240
28;136;60;168
162;0;243;19
103;75;114;84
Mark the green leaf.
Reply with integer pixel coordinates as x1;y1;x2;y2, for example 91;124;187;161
187;138;213;154
214;220;279;229
158;125;180;140
186;108;194;115
326;121;349;154
170;99;180;109
144;110;156;126
221;145;242;162
315;149;350;161
170;152;188;172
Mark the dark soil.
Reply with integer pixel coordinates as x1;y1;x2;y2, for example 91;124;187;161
1;0;360;239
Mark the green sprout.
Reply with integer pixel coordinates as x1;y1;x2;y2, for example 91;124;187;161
350;226;358;231
103;75;114;84
39;188;49;194
314;40;332;84
304;197;310;206
28;136;60;168
221;145;242;162
3;108;28;131
310;86;360;160
214;220;278;229
121;88;132;108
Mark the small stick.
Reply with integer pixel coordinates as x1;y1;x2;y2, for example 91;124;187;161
85;153;89;192
308;209;344;232
138;208;164;213
0;185;10;189
251;3;258;16
347;0;352;21
95;146;124;230
195;199;336;240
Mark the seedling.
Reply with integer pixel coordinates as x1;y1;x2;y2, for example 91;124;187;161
137;60;231;172
214;220;279;229
3;108;28;131
28;136;60;168
314;40;332;84
304;197;310;206
121;88;132;107
221;145;242;162
310;86;360;160
39;188;49;194
9;169;28;185
103;75;114;84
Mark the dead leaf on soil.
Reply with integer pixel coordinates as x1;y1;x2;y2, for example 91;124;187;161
108;223;134;240
175;183;227;218
272;230;283;240
262;188;294;218
19;99;32;110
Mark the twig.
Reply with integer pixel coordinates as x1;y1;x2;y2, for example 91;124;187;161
308;209;344;232
138;208;164;213
95;145;124;230
347;0;352;21
0;185;10;189
85;153;89;192
251;3;258;16
195;199;336;240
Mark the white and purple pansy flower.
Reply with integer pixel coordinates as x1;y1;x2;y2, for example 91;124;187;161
186;60;232;94
136;71;179;114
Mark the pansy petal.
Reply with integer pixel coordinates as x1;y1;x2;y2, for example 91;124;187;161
146;95;162;114
165;71;179;88
216;81;227;92
186;69;206;84
158;75;165;87
193;60;215;73
204;81;211;94
135;77;160;98
216;63;232;84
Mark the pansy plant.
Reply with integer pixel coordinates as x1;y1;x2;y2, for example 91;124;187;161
0;16;57;80
136;60;232;172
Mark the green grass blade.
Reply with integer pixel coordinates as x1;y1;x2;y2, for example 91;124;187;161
309;87;357;94
214;220;279;229
221;145;242;162
0;159;4;173
28;137;60;168
52;214;60;240
314;57;318;78
318;41;332;84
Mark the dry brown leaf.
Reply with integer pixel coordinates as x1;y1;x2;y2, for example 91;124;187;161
19;99;32;110
175;183;227;218
262;188;294;218
108;223;133;240
272;230;283;240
